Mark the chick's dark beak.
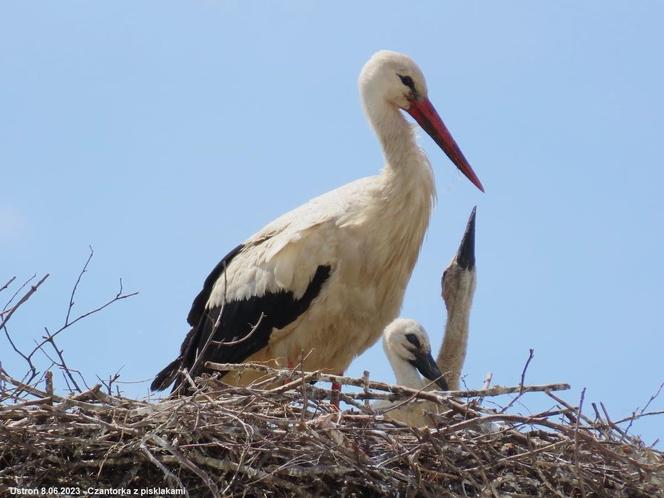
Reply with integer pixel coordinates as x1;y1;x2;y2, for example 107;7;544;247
456;206;476;270
410;351;449;391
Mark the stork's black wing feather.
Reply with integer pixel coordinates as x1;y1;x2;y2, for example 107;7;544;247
151;243;244;392
187;244;244;327
151;250;331;393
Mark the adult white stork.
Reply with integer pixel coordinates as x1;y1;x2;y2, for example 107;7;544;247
376;318;447;427
151;50;484;393
437;207;477;390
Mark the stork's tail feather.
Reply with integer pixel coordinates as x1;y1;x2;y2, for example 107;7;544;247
150;357;182;392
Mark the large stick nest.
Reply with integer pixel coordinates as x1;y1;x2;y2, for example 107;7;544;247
1;364;663;498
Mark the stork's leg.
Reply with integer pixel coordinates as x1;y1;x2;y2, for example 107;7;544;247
330;373;343;410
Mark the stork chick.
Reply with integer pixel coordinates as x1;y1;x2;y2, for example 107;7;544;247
437;207;477;390
375;318;448;427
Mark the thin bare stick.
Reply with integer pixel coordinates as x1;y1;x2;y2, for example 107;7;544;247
599;401;631;441
45;371;53;398
639;381;664;416
149;434;219;497
2;273;36;312
520;349;535;390
65;246;94;326
616;409;664;423
362;370;371;410
500;348;534;413
96;372;121;396
211;313;265;347
41;326;82;393
2;323;38;384
0;276;16;294
28;279;137;356
619;381;664;441
546;391;598;433
574;388;587;498
206;362;570;400
0;274;49;329
139;442;188;497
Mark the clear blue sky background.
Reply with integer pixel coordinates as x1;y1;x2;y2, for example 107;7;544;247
2;2;662;446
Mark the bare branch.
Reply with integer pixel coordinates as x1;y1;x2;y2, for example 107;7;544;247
574;388;587;498
0;273;49;384
64;246;94;326
40;326;82;393
639;381;664;416
210;313;265;347
0;274;49;329
205;361;571;401
0;276;16;294
97;371;122;396
615;409;664;424
2;250;137;399
618;382;663;442
500;348;535;413
2;273;36;312
2;322;38;383
28;281;137;357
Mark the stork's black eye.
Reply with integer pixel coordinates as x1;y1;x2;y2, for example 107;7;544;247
398;74;415;90
405;333;420;349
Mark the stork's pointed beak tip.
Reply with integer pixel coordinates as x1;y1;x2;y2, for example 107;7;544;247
407;98;484;193
411;351;449;391
469;205;477;224
456;207;476;270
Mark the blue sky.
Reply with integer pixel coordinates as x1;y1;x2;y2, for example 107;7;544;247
2;2;662;446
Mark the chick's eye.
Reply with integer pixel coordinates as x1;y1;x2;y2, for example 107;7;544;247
398;74;415;89
405;333;421;349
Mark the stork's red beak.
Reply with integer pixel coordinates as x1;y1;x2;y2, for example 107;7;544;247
407;98;484;192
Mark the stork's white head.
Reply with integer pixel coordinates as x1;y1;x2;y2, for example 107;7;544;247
359;50;428;111
383;318;448;390
359;50;484;192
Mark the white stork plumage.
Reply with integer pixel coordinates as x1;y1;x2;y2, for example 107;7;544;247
151;50;483;393
437;207;477;390
375;318;447;427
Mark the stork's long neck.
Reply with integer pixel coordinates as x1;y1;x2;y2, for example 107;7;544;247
364;95;436;196
437;273;475;391
350;95;436;331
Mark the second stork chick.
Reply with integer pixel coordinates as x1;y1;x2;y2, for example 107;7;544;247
375;318;448;427
437;206;477;390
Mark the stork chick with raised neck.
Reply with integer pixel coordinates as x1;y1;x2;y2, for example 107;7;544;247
437;207;478;390
376;318;448;427
151;51;483;394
